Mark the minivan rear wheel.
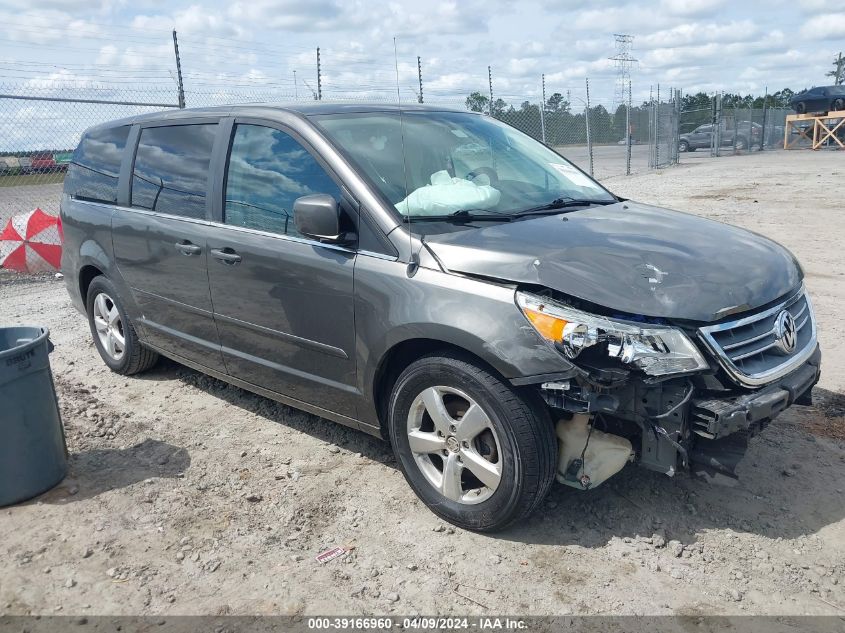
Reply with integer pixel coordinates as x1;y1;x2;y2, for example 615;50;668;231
86;276;158;375
388;352;556;531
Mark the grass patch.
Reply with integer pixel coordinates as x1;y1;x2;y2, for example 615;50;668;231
0;172;66;188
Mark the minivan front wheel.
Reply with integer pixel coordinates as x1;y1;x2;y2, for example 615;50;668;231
388;353;556;531
86;276;158;375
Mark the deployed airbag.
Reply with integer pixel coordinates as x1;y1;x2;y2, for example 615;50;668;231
396;170;501;216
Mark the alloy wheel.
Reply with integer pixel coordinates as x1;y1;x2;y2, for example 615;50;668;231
406;385;502;505
92;292;126;361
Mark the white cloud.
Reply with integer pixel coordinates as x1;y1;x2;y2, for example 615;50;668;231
638;21;760;49
800;13;845;40
132;4;245;37
227;0;369;31
0;0;841;112
660;0;727;17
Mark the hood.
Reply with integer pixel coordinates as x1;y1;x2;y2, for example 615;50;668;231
424;201;802;323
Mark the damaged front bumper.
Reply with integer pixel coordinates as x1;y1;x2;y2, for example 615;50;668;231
687;345;820;481
528;345;821;488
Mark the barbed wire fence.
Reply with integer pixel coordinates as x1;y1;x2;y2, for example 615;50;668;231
0;28;789;225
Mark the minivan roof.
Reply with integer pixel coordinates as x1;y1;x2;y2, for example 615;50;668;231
84;102;469;133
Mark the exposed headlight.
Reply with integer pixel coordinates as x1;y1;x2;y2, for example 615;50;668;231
516;291;708;376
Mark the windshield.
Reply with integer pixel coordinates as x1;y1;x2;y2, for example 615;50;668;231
311;110;615;218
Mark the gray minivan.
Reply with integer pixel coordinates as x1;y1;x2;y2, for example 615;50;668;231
61;104;821;531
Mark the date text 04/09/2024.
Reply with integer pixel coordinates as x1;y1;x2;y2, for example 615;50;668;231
306;618;528;630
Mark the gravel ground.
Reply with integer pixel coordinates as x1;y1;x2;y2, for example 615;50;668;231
1;150;844;617
0;182;63;227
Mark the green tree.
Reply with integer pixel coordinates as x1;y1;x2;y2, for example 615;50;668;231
546;92;570;113
491;98;509;117
612;103;628;140
465;91;489;113
588;105;613;143
681;92;711;111
826;52;844;85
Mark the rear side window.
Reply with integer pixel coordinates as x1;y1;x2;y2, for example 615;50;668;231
131;124;216;219
224;124;340;237
65;125;130;203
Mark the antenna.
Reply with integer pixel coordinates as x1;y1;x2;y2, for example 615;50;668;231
393;37;416;276
393;37;402;105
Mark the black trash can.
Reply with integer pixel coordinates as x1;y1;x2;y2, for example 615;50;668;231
0;326;67;506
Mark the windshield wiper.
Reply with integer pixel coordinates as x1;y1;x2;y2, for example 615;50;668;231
514;197;617;217
404;209;513;223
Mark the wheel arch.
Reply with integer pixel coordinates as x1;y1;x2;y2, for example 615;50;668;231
370;334;522;441
78;263;105;311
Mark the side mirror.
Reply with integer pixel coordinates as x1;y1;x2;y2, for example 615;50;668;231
293;194;343;242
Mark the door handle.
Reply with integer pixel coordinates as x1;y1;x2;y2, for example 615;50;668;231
210;248;242;265
175;241;201;256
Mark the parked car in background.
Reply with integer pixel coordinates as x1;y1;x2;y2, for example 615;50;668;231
790;86;845;115
53;152;73;172
0;160;9;175
62;104;821;531
30;153;57;173
679;121;761;151
17;156;32;174
2;156;21;172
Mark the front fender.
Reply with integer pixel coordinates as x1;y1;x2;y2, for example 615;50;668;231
353;256;575;427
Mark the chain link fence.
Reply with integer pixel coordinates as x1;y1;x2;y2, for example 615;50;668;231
0;81;691;228
0;85;180;222
679;98;795;157
482;95;677;180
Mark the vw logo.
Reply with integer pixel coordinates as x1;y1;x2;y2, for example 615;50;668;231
773;310;797;355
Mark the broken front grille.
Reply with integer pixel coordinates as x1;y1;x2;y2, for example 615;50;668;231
698;287;817;388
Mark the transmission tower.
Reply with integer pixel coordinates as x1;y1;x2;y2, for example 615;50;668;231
610;34;637;108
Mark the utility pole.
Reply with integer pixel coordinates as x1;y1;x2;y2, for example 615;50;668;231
417;56;424;104
540;73;547;143
830;52;844;86
316;47;322;101
610;34;637;109
488;65;494;116
293;70;298;99
172;29;185;109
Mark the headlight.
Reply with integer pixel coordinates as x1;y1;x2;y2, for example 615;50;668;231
516;291;708;376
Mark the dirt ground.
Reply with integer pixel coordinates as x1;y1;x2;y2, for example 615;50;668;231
1;150;844;617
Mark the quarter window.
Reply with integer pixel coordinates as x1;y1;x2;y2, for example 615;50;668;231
65;125;130;203
131;124;216;219
224;124;340;237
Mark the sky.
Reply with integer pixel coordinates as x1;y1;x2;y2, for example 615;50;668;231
0;0;842;117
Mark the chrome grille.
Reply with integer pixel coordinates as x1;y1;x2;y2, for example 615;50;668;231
698;287;817;387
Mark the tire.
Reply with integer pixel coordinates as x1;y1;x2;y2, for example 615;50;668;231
388;352;557;532
679;140;689;153
735;136;747;150
833;98;845;112
86;276;158;375
796;102;806;115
